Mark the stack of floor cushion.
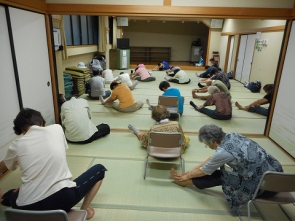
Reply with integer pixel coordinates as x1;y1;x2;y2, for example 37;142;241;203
63;66;91;97
63;73;73;99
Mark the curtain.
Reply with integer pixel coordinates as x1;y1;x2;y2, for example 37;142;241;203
98;16;108;52
60;16;68;59
112;18;117;49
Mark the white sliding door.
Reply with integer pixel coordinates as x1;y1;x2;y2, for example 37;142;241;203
235;35;247;81
9;7;55;125
240;34;256;84
269;21;295;158
226;36;235;72
0;6;19;157
235;34;256;83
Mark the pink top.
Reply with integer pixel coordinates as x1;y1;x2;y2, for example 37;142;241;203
134;67;150;80
137;64;146;68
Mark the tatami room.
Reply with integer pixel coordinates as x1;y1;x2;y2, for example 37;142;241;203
1;0;295;221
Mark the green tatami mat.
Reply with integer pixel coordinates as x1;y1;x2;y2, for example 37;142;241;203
66;132;295;166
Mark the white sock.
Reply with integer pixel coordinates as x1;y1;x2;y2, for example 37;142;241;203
128;124;140;134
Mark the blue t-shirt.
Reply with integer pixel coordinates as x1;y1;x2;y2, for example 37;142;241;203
162;61;170;70
162;87;183;114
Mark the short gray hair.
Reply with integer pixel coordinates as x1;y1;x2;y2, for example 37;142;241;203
199;124;226;145
207;86;220;95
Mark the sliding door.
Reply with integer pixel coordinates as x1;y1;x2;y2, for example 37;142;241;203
269;21;295;158
9;7;55;125
235;34;256;83
226;36;235;72
240;34;256;83
0;6;19;156
235;35;247;81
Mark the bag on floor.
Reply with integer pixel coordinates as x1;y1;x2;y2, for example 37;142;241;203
227;71;233;79
246;80;261;93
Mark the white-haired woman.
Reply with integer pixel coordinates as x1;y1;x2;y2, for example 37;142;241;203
171;124;283;211
189;86;232;120
127;105;190;153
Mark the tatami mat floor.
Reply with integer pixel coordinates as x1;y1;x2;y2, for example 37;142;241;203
1;69;294;221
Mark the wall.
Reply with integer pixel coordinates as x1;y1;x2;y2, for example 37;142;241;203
222;19;286;33
250;31;284;85
61;52;96;70
219;19;286;84
218;35;228;70
207;29;221;64
46;0;295;8
123;20;208;61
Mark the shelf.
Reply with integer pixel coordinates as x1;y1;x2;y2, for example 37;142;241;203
130;46;171;62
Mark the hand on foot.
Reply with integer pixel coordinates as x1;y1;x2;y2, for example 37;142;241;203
86;207;95;220
170;168;186;187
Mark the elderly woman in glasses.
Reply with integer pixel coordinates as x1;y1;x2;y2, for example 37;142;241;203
170;124;283;211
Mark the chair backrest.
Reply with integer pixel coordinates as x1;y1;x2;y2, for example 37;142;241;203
4;208;87;221
158;96;179;114
148;132;182;158
253;171;295;198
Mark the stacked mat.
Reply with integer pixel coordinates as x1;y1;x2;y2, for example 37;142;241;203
63;66;91;97
63;73;73;99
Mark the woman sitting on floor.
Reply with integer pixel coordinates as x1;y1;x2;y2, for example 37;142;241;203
189;86;232;120
131;64;156;82
0;108;106;220
128;105;190;153
103;82;143;113
165;69;191;84
235;84;273;117
170;124;283;212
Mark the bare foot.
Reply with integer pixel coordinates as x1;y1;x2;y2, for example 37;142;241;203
192;92;199;99
170;168;186;187
0;188;3;203
146;99;151;107
86;207;95;220
235;101;245;110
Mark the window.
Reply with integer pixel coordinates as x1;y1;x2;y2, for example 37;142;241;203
63;15;98;46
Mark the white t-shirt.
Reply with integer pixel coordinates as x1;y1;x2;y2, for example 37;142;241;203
102;69;115;83
3;124;76;206
61;97;98;142
90;75;105;97
173;70;190;83
118;73;132;87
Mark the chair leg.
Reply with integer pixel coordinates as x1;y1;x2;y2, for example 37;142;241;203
144;156;148;179
236;209;244;221
279;204;293;220
252;201;266;221
247;200;252;221
181;157;185;173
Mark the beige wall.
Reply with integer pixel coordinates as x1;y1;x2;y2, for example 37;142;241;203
222;19;286;33
207;29;221;64
61;53;95;70
46;0;163;5
250;31;284;85
218;19;285;84
218;36;228;70
123;20;208;61
231;35;239;72
46;0;295;8
171;0;294;8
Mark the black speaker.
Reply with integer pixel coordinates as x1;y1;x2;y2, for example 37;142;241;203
117;38;129;49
